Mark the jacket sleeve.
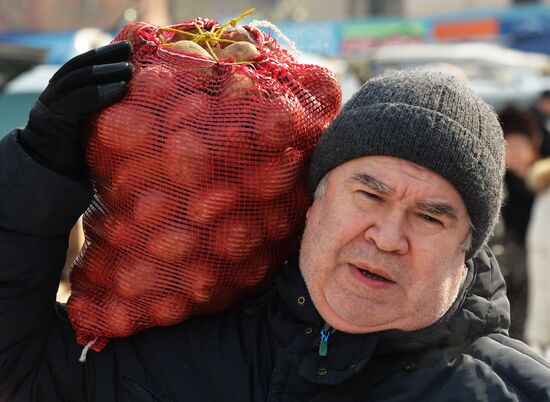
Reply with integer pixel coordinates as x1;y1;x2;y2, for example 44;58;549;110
0;130;94;401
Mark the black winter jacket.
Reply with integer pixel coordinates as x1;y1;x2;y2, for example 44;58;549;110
1;130;550;402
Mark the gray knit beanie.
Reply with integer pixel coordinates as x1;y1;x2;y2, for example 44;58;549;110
308;69;505;260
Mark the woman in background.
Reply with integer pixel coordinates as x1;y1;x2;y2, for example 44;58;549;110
526;157;550;359
495;106;542;340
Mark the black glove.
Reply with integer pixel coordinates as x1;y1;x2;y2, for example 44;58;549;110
19;40;133;180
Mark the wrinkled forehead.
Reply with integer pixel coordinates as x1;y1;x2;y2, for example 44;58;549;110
329;155;467;208
334;155;448;184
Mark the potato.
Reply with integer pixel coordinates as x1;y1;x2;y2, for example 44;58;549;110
71;238;116;289
244;147;303;200
170;40;214;60
100;213;134;250
178;263;217;303
220;71;259;99
213;216;264;262
216;41;260;63
161;94;213;183
102;298;135;337
115;22;152;49
150;293;189;325
233;250;271;289
163;127;212;185
92;67;171;154
68;286;112;334
132;188;168;223
95;103;154;151
67;292;99;331
219;26;257;47
254;95;305;150
264;200;293;241
86;137;117;185
88;214;111;243
146;225;197;263
186;183;238;224
131;65;174;100
98;161;139;208
114;258;159;300
296;70;342;133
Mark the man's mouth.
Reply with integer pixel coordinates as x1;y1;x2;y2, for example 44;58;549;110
352;264;395;283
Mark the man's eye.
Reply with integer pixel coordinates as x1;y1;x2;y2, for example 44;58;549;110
419;214;443;226
359;190;381;201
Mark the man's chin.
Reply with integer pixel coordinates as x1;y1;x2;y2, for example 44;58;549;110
318;302;397;334
325;317;392;334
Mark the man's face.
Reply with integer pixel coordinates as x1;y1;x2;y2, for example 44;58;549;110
299;156;470;334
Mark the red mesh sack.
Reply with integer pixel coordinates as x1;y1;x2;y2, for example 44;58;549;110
67;13;341;354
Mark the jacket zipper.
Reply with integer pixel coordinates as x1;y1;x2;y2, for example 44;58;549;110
124;375;163;402
319;322;336;357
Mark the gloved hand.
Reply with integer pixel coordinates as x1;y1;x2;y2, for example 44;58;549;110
19;40;133;180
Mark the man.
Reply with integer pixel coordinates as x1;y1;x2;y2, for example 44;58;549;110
1;42;549;402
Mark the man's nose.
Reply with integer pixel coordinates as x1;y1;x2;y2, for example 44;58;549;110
363;211;408;255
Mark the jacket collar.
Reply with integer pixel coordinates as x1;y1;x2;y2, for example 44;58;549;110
270;246;509;384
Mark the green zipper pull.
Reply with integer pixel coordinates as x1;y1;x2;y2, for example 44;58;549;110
319;323;333;357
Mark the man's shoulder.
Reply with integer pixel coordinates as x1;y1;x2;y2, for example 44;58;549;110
467;333;550;367
399;333;550;400
460;333;550;392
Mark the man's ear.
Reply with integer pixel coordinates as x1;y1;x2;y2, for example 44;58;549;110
306;203;315;221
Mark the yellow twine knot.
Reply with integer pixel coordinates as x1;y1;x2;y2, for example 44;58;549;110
160;8;258;63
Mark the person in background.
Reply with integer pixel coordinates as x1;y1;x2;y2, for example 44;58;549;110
1;43;550;401
525;156;550;360
492;106;542;341
530;89;550;157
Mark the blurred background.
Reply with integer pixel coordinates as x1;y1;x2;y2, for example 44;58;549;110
4;0;550;133
2;1;550;348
